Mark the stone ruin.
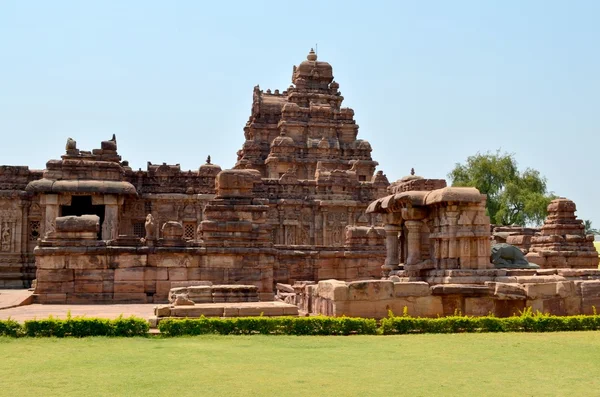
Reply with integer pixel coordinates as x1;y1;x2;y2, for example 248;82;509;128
0;49;598;319
290;184;600;318
526;198;598;268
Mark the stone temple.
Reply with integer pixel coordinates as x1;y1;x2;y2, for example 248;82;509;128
0;49;389;302
1;49;599;318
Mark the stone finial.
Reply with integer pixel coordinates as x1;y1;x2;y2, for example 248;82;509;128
307;48;317;61
206;155;211;165
411;168;415;176
66;137;77;151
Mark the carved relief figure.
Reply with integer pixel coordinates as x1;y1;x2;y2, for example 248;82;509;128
286;227;295;245
144;214;157;240
1;223;11;252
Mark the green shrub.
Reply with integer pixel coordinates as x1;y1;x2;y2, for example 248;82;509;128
22;316;148;337
158;316;378;336
0;319;23;337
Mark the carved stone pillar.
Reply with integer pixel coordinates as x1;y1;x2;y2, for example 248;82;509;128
278;209;284;245
19;201;29;253
40;194;59;238
382;224;401;271
447;210;459;268
102;195;119;240
405;220;423;266
322;209;328;245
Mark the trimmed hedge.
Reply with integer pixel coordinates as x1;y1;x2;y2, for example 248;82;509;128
158;316;378;336
3;312;600;337
0;319;22;337
380;313;600;334
0;315;149;337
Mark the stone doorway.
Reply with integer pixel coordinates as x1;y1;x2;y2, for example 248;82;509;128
60;196;104;239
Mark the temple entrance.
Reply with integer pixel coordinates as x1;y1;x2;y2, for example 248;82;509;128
61;196;104;239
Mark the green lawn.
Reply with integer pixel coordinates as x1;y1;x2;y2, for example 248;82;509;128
2;333;600;396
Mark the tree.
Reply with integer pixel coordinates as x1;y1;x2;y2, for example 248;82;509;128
584;220;600;236
448;150;555;226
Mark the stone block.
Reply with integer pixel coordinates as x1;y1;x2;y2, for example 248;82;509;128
102;281;114;293
513;275;566;284
37;269;74;283
55;215;99;233
149;254;188;268
494;300;526;317
441;295;464;316
144;267;168;281
412;296;444;317
580;281;600;298
115;254;147;268
114;267;144;282
74;269;114;281
37;293;67;304
171;280;214;288
68;255;107;270
465;297;495;316
36;256;66;270
168;267;187;281
334;300;391;318
526;299;544;313
283;305;299;315
524;283;559;299
316;280;349;301
144;280;156;294
186;268;202;280
154;305;171;317
68;293;113;303
431;284;491;296
567;256;599;268
564;296;582;315
156;281;172;297
113;293;148;303
542;298;566;316
74;282;103;294
114;281;145;294
171;306;224;317
148;316;158;328
545;255;567;268
393;282;430;297
493;282;527;300
237;306;285;317
558;269;600;278
201;268;226;283
525;253;546;267
347;280;394;301
36;281;74;294
556;281;575;298
581;298;600;315
223;307;239;317
388;296;443;318
205;256;235;268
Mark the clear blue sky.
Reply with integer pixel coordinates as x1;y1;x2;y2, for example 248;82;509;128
1;1;598;224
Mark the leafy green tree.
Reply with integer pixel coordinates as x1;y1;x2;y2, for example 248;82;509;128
584;220;600;236
448;151;555;226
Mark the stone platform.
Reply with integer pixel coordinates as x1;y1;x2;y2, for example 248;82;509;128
154;301;299;319
0;289;34;310
0;303;156;322
295;268;600;319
